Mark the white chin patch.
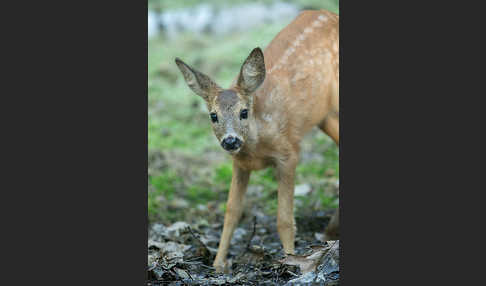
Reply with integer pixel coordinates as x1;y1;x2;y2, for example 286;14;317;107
227;148;241;155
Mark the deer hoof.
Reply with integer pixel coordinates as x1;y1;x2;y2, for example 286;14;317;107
213;260;228;273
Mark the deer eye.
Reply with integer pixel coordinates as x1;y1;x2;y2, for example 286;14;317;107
210;112;218;123
240;109;248;120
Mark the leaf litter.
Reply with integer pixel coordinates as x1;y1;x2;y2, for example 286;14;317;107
147;210;339;285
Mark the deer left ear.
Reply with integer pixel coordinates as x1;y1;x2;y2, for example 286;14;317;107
237;47;266;95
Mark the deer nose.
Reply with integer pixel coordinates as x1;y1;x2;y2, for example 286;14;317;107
221;136;242;151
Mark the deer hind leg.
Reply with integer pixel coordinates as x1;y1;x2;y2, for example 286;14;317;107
318;114;340;240
318;114;339;145
323;205;339;240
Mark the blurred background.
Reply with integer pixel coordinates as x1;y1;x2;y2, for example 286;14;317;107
148;0;339;227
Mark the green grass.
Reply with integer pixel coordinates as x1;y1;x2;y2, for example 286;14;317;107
148;170;182;221
148;0;339;224
186;185;218;204
214;163;233;186
148;0;338;14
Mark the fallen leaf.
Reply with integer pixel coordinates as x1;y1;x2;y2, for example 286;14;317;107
280;240;337;274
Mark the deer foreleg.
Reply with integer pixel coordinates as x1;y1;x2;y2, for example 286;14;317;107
213;162;250;272
276;153;298;255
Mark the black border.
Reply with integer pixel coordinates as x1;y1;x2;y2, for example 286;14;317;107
341;0;483;285
3;1;148;285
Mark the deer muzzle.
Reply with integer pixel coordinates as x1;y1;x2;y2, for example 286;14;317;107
221;135;242;151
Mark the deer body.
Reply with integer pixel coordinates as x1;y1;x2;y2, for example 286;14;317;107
234;10;339;168
175;10;339;272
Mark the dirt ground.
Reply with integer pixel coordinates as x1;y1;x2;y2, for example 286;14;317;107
147;205;339;285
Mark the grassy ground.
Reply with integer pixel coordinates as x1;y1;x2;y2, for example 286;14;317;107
148;0;339;225
148;0;339;13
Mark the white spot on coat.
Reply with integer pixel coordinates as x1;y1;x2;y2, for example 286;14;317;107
318;15;328;22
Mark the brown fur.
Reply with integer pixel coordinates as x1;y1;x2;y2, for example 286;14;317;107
175;10;339;272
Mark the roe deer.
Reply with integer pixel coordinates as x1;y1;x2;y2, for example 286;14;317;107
175;9;339;272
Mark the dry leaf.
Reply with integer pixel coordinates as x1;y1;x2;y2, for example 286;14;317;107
280;240;337;274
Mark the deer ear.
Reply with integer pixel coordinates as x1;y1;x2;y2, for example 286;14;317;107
237;47;266;95
175;58;219;101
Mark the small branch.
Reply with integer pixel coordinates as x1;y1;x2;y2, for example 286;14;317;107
187;227;210;254
246;216;258;250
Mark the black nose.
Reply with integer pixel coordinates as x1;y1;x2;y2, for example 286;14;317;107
221;136;242;151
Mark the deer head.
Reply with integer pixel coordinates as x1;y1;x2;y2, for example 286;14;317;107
175;47;266;154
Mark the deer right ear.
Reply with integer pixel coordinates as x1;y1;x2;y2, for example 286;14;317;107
237;47;266;95
175;58;219;101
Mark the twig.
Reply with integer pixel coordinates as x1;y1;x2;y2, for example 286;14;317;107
246;215;258;250
199;264;215;270
234;216;259;263
187;226;211;255
287;270;299;277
